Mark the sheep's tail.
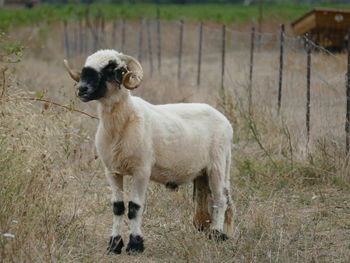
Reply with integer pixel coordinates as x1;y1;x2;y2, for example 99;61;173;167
193;170;211;232
223;149;234;237
223;202;234;237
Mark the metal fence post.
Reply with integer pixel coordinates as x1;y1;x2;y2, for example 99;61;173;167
156;6;161;72
306;33;312;144
93;15;99;51
248;27;255;110
147;19;154;76
63;20;71;58
73;20;78;56
112;19;117;48
79;19;83;54
277;24;285;113
221;24;226;92
197;22;203;87
138;19;144;63
121;19;126;52
100;14;105;49
177;20;184;80
346;29;350;155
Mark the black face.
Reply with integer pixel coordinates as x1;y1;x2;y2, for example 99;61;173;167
78;60;127;102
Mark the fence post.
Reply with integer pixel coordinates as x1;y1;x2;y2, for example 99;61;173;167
63;20;71;58
248;27;255;110
177;20;184;80
306;33;312;144
346;29;350;155
112;19;117;48
84;8;90;53
121;19;126;52
138;19;144;63
147;19;154;77
277;24;285;114
73;20;78;56
93;15;99;51
79;19;83;54
221;24;226;92
156;6;161;72
197;22;203;87
100;14;105;49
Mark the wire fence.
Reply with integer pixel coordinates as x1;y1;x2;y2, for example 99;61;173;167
62;16;349;156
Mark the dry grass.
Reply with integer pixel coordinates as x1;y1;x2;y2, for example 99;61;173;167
1;22;350;263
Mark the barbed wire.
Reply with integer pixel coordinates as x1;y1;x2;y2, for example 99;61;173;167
63;17;349;106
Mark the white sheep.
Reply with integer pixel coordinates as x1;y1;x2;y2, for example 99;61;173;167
64;49;234;254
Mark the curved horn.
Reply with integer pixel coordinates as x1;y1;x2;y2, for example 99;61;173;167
63;59;81;83
119;54;143;90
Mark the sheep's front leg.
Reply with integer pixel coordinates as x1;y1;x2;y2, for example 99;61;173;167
126;171;150;254
105;170;125;254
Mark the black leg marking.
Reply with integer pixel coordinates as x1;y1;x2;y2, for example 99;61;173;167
126;234;144;254
209;230;228;242
113;201;125;216
224;188;230;205
165;182;178;191
107;235;124;254
128;201;140;220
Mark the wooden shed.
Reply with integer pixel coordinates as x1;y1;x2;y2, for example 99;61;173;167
291;8;350;50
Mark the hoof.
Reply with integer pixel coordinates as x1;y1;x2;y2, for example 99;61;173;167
107;235;124;254
126;234;144;254
209;230;228;242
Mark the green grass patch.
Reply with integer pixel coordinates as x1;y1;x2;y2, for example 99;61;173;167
1;3;349;30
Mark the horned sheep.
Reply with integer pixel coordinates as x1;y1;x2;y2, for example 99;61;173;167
64;49;234;254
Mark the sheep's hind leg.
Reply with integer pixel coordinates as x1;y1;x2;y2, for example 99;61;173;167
207;163;229;241
106;170;125;254
223;150;234;238
126;171;150;254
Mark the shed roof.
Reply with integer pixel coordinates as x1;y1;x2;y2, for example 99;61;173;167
291;8;350;36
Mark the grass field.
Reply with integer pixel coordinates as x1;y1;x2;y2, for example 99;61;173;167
1;3;350;31
1;8;350;262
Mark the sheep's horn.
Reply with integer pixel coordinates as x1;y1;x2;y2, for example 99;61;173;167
119;54;143;90
63;59;81;83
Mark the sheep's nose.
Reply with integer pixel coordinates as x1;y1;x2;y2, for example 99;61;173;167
79;85;88;93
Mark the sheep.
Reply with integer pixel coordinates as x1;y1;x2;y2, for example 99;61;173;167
64;49;234;254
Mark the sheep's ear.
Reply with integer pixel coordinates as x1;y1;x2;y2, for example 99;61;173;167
114;67;128;85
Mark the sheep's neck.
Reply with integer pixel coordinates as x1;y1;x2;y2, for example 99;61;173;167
97;92;135;137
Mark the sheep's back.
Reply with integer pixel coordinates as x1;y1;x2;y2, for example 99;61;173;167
135;100;233;181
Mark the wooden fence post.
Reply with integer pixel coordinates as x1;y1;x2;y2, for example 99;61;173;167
156;6;161;72
147;19;154;76
306;33;312;144
197;22;203;87
277;24;285;113
177;20;184;80
346;29;350;155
